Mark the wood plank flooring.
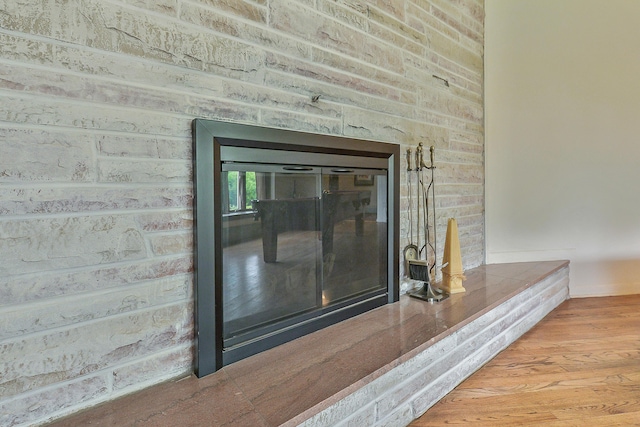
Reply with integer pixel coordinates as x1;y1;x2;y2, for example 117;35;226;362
410;294;640;426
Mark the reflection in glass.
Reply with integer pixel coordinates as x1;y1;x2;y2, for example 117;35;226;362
221;164;387;347
320;171;387;307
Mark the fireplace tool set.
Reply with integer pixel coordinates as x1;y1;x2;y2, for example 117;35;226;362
404;143;448;302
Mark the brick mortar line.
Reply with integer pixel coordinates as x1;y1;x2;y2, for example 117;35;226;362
0;297;193;346
0;253;191;284
0;120;190;142
0;203;192;221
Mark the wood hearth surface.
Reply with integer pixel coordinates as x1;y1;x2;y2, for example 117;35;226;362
45;261;569;427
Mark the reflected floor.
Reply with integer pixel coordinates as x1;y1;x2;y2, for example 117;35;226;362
223;218;387;338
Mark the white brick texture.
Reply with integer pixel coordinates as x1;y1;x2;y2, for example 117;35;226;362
0;0;484;425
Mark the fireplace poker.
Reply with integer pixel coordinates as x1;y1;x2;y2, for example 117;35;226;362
406;148;413;243
429;146;437;275
403;148;419;272
417;144;437;275
415;143;425;255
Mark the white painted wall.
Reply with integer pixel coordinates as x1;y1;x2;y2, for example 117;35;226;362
485;0;640;297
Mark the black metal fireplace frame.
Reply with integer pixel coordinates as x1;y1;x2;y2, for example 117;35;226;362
193;119;399;377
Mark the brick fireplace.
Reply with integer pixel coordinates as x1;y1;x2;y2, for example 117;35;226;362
0;1;484;425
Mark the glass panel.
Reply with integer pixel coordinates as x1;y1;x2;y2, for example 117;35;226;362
221;165;322;342
226;171;257;212
220;162;388;347
320;169;388;306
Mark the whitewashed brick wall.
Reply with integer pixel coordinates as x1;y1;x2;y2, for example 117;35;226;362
0;1;484;425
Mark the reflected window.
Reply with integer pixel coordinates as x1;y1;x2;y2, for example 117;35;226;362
223;171;257;213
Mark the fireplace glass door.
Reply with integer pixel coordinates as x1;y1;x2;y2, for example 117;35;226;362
221;163;388;349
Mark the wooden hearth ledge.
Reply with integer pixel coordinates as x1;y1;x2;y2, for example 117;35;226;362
46;261;569;427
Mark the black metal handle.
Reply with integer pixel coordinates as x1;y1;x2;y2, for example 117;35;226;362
282;166;313;171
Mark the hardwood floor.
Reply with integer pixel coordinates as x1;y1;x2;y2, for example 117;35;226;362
410;294;640;426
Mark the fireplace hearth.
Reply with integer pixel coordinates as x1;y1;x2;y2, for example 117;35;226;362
193;119;399;376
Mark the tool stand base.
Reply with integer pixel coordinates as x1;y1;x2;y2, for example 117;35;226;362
408;282;449;303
